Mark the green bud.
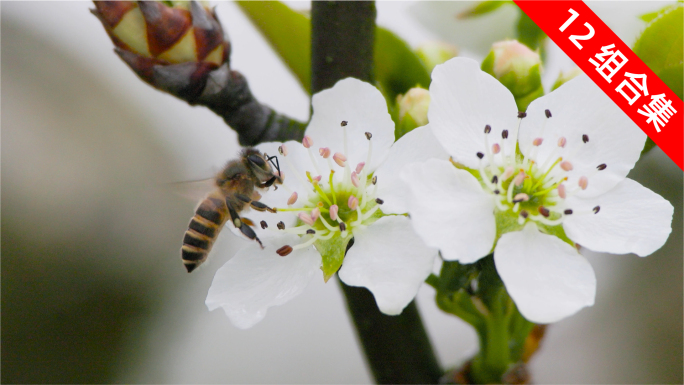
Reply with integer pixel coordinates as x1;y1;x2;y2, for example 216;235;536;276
416;42;459;74
482;40;543;111
395;87;431;138
551;67;583;91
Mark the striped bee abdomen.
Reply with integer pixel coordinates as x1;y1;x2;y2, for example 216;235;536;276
182;195;228;273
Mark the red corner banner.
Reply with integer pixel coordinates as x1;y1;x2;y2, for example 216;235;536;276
515;1;683;170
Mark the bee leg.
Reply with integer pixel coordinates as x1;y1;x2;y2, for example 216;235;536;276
228;206;264;249
240;222;264;248
250;201;277;213
234;193;276;213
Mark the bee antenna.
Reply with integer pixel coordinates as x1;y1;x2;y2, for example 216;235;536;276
267;155;281;175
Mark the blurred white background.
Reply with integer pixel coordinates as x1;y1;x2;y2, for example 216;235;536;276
2;1;681;384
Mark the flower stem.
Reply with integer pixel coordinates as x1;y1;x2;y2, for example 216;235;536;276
470;288;511;383
311;2;441;383
434;258;540;383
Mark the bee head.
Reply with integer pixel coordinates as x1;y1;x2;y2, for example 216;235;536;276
243;148;283;187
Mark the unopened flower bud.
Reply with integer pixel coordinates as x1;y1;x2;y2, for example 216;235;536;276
396;87;430;136
92;1;230;93
481;40;543;110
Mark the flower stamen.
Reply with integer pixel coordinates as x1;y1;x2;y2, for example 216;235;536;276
328;171;338;205
276;245;293;256
287;192;298;205
333;153;347;167
298;212;315;226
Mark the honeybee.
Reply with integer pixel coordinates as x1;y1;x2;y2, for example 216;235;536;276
181;148;282;273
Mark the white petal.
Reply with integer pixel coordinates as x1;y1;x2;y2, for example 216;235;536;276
374;124;449;214
563;178;674;257
521;75;646;198
495;223;596;324
205;235;321;329
306;78;395;172
428;57;519;169
338;216;438;315
402;158;496;263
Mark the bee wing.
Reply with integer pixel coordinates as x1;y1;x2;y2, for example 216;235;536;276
168;178;217;202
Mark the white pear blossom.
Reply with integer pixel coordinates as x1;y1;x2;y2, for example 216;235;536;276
206;78;442;329
402;58;674;324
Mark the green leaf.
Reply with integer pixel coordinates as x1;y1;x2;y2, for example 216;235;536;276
456;1;510;20
374;27;432;101
639;10;660;23
514;8;546;51
237;1;431;102
633;4;683;96
236;1;311;93
633;4;682;156
315;231;354;282
657;64;684;100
